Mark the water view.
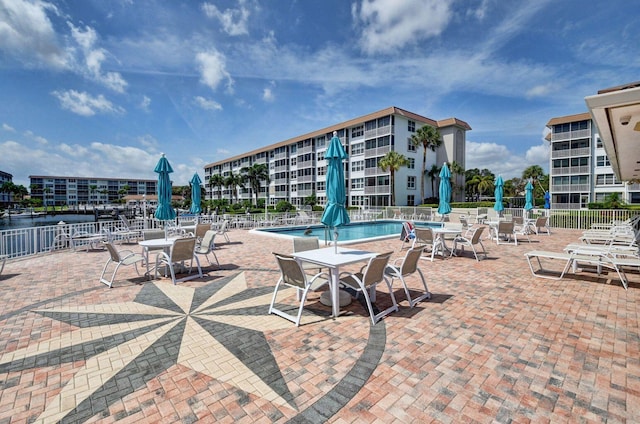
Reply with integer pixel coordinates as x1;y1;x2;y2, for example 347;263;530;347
0;213;97;230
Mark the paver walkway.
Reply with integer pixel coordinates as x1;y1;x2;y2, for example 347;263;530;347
0;226;638;423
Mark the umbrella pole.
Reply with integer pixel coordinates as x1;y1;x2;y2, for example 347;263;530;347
333;227;338;254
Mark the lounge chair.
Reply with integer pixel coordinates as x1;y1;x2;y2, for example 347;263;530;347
216;219;231;242
269;252;330;326
524;249;637;289
194;230;220;267
452;226;487;261
526;216;550;236
99;242;147;288
495;221;516;245
338;251;398;325
384;247;431;307
154;237;203;284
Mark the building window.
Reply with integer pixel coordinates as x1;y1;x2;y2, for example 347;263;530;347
407;158;415;169
407;137;416;152
351;143;364;156
291;157;297;166
317;166;326;176
595;174;619;185
316;181;326;191
596;155;610;167
351;160;364;172
352;125;364;138
407;176;416;189
351;178;364;190
408;120;415;132
407;195;415;206
596;137;603;148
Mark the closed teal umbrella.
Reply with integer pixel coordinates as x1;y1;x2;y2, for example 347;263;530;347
524;180;534;211
189;173;202;214
154;154;176;221
494;175;504;214
321;132;350;251
437;162;451;216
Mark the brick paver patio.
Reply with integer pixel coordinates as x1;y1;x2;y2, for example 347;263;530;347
0;225;638;423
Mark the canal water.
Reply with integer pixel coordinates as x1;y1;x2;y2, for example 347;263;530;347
0;214;97;230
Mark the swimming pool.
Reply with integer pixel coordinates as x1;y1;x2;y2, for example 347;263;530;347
252;220;443;244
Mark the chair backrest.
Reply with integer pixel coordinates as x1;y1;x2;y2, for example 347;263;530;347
414;227;434;244
470;226;485;244
143;229;165;240
535;216;548;227
362;252;393;287
171;237;196;262
459;215;469;230
293;236;319;253
119;215;132;229
217;220;228;232
198;230;216;253
195;223;211;239
400;247;425;276
104;242;121;262
273;253;306;289
498;221;514;233
513;216;523;225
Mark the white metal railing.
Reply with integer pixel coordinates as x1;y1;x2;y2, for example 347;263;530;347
551;129;591;141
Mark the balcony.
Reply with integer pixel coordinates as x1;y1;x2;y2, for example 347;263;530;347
364;124;393;139
364;145;391;158
551;129;591;141
364;185;390;194
551;184;590;192
551;147;591;158
551;166;590;175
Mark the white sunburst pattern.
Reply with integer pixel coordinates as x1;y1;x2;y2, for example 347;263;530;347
0;272;351;423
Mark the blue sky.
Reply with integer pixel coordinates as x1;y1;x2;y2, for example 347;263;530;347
1;0;639;188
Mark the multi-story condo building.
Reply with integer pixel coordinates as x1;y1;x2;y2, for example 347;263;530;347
204;107;470;208
546;112;640;209
29;176;157;207
0;171;13;206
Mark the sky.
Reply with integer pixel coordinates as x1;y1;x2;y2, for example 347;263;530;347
1;0;639;189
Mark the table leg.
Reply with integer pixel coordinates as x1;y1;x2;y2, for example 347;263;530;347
331;267;340;318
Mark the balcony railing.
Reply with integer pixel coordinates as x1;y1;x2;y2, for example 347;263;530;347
551;129;591;141
551;166;590;175
364;145;391;158
550;184;590;192
364;124;393;139
551;147;591;158
364;185;390;194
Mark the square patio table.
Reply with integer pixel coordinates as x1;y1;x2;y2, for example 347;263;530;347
292;246;377;318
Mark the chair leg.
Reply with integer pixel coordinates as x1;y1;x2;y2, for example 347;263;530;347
99;259;114;288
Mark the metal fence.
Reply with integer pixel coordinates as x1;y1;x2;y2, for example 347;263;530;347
2;208;639;259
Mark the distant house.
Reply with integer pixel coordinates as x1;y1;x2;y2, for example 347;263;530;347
0;171;13;206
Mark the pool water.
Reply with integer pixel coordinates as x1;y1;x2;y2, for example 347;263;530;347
254;220;443;243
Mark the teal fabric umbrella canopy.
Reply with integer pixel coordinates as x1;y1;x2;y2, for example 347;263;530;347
494;175;504;213
524;180;534;211
321;132;350;247
154;154;176;221
189;173;202;214
437;162;452;215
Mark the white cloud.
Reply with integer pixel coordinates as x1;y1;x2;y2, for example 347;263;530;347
58;143;89;157
0;0;68;68
69;23;128;93
202;1;250;36
51;90;125;116
195;50;234;92
137;134;159;150
262;81;275;102
2;123;15;132
352;0;454;54
465;140;548;179
140;95;151;112
23;130;48;145
194;96;223;111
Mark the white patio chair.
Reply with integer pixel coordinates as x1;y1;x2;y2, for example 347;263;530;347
338;251;398;325
269;252;330;326
216;219;231;242
412;227;436;261
99;242;147;288
195;230;219;267
452;226;487;261
384;246;431;307
155;237;203;284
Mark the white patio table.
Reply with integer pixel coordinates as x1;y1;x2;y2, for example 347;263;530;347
292;246;377;318
431;227;462;258
139;237;180;276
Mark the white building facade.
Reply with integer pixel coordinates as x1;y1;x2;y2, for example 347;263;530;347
546;112;640;209
204;107;471;208
29;176;157;207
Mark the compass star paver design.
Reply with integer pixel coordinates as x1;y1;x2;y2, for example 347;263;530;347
0;272;371;422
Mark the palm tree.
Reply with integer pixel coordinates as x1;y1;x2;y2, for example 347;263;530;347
89;184;98;204
208;174;225;201
477;175;494;199
118;185;130;204
449;161;465;199
1;181;16;204
378;151;409;206
522;165;547;198
410;125;442;204
224;172;245;204
241;163;269;206
426;164;440;201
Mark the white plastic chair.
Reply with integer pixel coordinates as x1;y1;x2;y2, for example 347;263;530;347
155;237;203;284
195;230;219;267
99;242;147;288
384;246;431;307
338;251;398;325
452;226;487;261
269;252;330;326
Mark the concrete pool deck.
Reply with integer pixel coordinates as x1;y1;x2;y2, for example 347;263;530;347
0;226;638;422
